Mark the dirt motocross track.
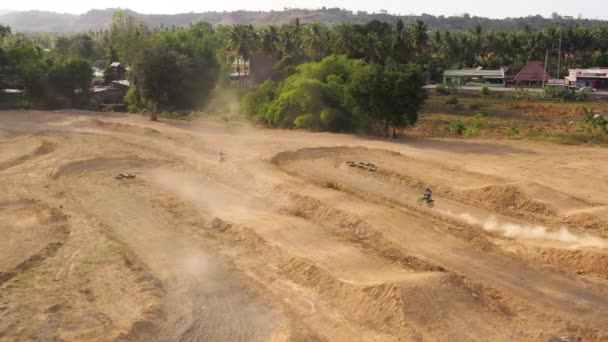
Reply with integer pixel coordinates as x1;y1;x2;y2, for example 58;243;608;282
1;110;608;342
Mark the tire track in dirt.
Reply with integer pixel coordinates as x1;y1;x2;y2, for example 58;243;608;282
0;139;56;171
55;174;281;342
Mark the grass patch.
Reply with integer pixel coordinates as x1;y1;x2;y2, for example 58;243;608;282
535;132;608;145
74;244;115;276
324;181;340;190
160;111;203;121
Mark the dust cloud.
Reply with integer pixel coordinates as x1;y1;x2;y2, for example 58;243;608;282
150;168;256;218
441;209;608;249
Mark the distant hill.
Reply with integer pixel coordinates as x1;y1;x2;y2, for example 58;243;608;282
1;8;607;33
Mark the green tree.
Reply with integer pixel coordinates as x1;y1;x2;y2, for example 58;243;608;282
410;20;429;61
69;34;95;60
259;26;280;57
346;63;425;136
109;11;151;67
391;19;410;63
153;27;220;108
0;25;10;42
333;24;357;56
301;23;328;60
226;24;257;82
47;58;93;97
8;45;46;98
134;44;188;121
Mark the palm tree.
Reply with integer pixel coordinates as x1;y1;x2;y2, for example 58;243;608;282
226;25;257;86
279;24;301;56
362;32;383;63
469;24;486;62
260;25;280;57
409;20;429;61
333;23;356;56
300;23;328;60
391;19;409;63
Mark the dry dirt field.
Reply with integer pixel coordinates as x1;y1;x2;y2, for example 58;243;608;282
1;110;608;341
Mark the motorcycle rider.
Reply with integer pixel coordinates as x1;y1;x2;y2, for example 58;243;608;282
423;187;433;203
218;151;225;163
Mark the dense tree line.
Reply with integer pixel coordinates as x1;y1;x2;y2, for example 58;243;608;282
3;11;608;132
1;8;607;33
243;55;425;135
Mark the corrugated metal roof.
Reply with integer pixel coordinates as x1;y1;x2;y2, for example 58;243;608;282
443;69;505;78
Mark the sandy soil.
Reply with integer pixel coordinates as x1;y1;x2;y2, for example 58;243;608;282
1;110;608;341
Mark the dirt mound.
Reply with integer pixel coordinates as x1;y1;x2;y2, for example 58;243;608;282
280;257;511;340
564;212;608;238
282;190;446;272
512;245;608;279
90;120;160;135
53;155;158;179
0;198;68;284
272;146;400;165
468;184;556;215
0;138;56;170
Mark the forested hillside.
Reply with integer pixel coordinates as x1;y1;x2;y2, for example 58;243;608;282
1;8;606;33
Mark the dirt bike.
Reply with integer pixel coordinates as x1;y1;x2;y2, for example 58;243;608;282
417;196;434;208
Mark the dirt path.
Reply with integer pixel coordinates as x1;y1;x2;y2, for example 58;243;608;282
1;110;608;341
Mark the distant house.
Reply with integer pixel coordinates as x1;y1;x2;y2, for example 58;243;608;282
565;68;608;90
223;51;279;84
443;67;506;86
224;51;250;81
0;89;24;109
92;67;105;86
93;80;130;104
108;62;126;81
513;61;552;87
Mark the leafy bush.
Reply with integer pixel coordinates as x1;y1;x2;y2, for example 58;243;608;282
481;85;490;96
324;181;340;190
575;88;592;102
503;126;520;137
451;119;466;135
435;84;449;95
464;113;484;137
579;107;608;133
468;101;483;110
242;55;426;135
294;113;320;130
445;96;458;105
101;103;127;112
543;86;574;101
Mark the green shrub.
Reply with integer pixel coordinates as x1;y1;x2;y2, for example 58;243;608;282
435;84;449;95
324;181;340;189
503;126;520;137
445;96;459;105
468;101;483;110
242;55;426;134
451;119;466;135
579;108;608;133
16;98;32;109
294;113;318;129
481;85;490;96
101;103;127;112
575;88;592;102
464;113;484;137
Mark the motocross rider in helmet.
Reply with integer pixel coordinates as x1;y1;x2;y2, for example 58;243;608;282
423;187;433;202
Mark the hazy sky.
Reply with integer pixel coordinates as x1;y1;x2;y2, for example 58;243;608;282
4;0;608;19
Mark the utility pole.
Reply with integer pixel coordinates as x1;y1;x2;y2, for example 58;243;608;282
556;29;562;79
543;49;549;88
